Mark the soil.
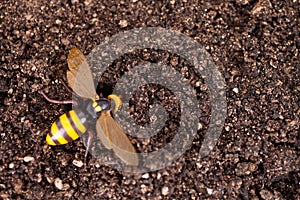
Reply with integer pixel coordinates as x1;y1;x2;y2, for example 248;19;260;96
0;0;299;199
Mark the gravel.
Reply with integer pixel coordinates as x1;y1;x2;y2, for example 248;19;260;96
0;0;299;199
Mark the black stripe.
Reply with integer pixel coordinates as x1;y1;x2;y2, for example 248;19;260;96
56;116;74;143
66;111;83;137
49;123;62;145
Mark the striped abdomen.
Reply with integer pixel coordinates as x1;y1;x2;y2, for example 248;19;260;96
46;110;87;145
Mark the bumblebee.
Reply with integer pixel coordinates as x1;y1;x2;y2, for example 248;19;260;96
40;48;138;166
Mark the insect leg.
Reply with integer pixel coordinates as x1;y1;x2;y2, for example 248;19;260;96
85;129;95;164
39;91;74;104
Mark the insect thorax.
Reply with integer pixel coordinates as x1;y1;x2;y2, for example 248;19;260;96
73;97;112;123
90;98;111;117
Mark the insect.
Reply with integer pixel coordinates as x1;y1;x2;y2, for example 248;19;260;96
40;48;138;166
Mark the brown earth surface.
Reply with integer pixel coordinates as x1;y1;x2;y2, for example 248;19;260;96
0;0;299;199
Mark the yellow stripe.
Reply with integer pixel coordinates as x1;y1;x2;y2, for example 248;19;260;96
93;101;102;112
46;134;56;145
60;114;79;140
51;122;68;144
95;105;101;112
70;110;86;133
92;101;97;108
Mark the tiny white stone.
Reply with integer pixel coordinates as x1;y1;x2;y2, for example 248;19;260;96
9;162;14;169
140;184;147;194
233;88;239;93
72;160;84;168
119;19;128;27
55;19;62;25
46;176;53;183
24;156;34;162
207;188;213;195
54;178;63;190
162;186;169;195
36;173;42;183
157;173;161;180
198;123;203;130
142;173;149;179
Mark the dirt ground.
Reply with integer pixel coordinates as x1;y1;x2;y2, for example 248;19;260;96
0;0;299;199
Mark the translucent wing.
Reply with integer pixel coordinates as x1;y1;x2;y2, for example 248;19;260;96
67;48;97;98
96;113;112;150
96;111;138;166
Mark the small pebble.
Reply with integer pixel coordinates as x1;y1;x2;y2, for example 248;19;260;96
198;123;203;130
233;88;239;93
162;186;169;195
207;188;213;195
260;189;274;200
170;0;176;4
24;156;34;162
157;173;161;180
142;173;149;179
9;162;14;169
61;38;70;45
54;178;63;190
8;88;13;94
55;19;62;25
119;19;128;28
72;160;84;167
46;176;54;184
140;184;147;194
36;173;42;183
